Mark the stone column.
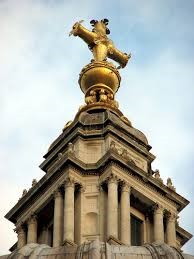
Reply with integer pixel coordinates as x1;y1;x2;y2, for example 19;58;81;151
99;185;106;242
153;204;164;243
107;174;118;239
120;182;131;245
27;214;38;244
63;177;75;244
166;212;177;247
145;215;151;243
16;224;26;249
53;188;63;247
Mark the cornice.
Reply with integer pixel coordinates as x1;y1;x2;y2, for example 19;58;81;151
40;123;155;173
6;147;189;224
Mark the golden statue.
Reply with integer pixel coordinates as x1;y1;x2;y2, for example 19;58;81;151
70;19;131;68
70;19;131;126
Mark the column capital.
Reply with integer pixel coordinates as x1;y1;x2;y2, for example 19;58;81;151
166;211;177;222
27;213;37;225
153;203;164;215
53;188;63;198
98;184;104;192
64;177;75;188
80;184;86;193
107;173;118;184
15;223;25;234
121;181;131;192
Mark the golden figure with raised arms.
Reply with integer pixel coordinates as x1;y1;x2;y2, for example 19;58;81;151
70;19;131;68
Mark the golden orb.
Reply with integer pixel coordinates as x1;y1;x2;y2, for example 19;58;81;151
79;61;121;96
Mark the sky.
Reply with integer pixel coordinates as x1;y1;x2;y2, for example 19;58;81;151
0;0;194;255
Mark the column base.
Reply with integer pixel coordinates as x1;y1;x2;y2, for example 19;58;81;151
63;239;77;247
107;235;124;245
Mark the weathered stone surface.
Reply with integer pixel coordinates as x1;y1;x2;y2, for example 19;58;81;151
1;241;192;259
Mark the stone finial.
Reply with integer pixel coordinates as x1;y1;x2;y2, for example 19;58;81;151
32;179;37;187
154;169;163;183
22;189;28;197
167;177;176;191
58;152;63;159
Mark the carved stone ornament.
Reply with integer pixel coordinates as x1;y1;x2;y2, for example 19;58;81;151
27;213;37;225
107;173;118;184
121;181;131;192
79;184;86;193
121;149;129;160
166;211;177;222
110;141;118;153
67;142;74;154
154;169;163;183
64;177;75;188
167;177;176;191
22;189;28;197
58;152;63;159
53;188;62;198
32;179;37;187
15;223;25;234
153;203;164;215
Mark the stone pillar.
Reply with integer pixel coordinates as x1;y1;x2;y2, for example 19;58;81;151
99;185;106;242
53;188;63;247
40;226;49;244
107;174;118;239
27;215;38;244
120;182;130;245
153;204;164;243
16;224;26;249
145;215;151;243
63;177;75;244
166;212;177;247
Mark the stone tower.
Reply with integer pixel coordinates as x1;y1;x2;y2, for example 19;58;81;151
3;19;193;258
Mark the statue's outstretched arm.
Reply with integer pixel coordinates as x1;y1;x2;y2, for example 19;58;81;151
69;21;96;46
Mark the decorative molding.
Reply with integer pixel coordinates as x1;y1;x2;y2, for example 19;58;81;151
14;223;25;234
153;203;164;215
166;211;177;222
79;184;86;193
121;181;131;193
64;176;75;188
53;188;63;198
107;173;118;184
27;213;37;225
100;163;178;213
67;142;74;155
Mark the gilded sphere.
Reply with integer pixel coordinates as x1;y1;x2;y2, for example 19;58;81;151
79;61;121;95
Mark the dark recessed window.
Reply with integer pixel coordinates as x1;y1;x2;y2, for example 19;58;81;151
131;214;142;246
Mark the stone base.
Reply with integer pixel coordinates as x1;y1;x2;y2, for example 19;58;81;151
1;241;192;259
